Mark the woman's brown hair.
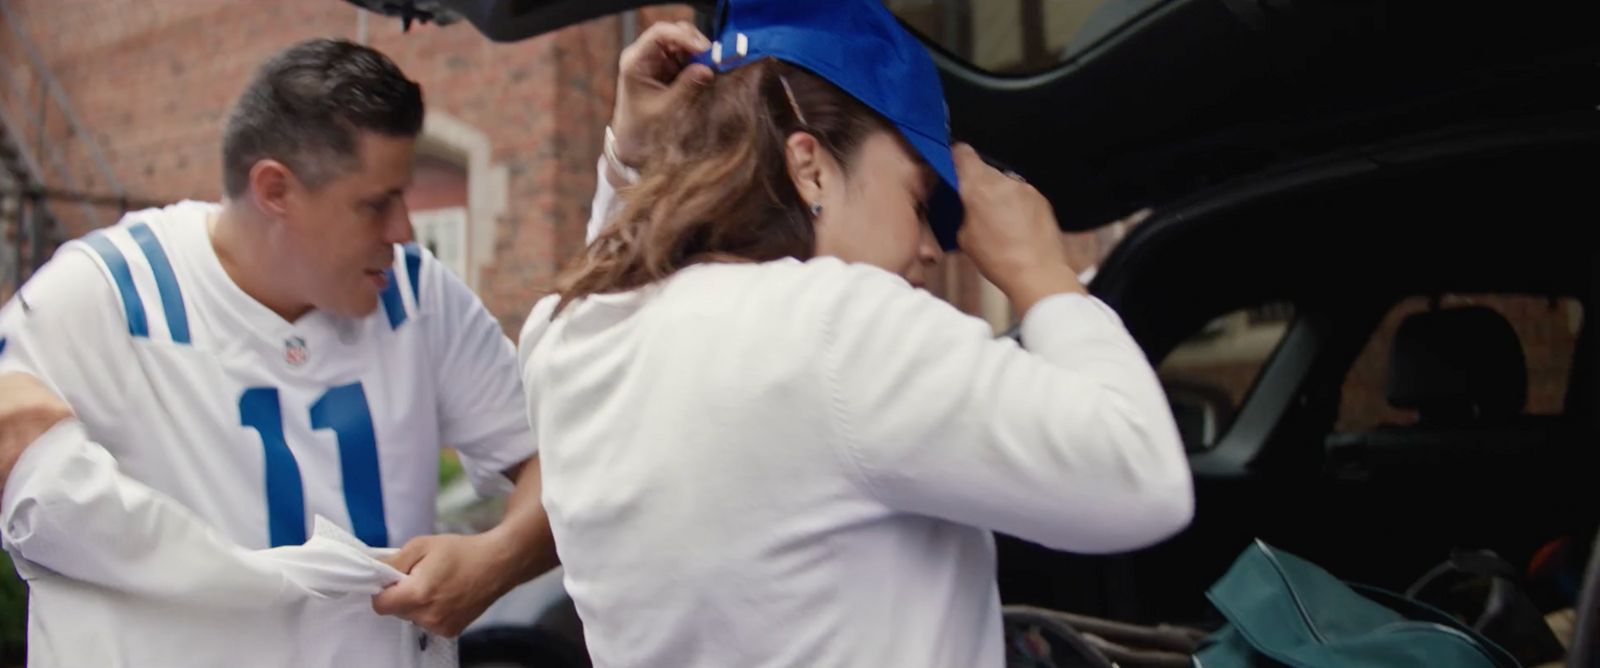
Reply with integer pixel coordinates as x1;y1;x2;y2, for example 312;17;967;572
554;58;894;312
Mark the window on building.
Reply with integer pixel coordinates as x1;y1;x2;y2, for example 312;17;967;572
404;151;470;283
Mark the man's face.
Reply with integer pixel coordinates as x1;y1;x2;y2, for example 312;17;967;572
281;132;417;318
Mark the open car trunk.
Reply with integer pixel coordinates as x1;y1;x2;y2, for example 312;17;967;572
349;0;1600;233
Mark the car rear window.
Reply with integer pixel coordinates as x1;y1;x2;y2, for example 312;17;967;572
1336;294;1584;432
1158;300;1296;452
885;0;1169;75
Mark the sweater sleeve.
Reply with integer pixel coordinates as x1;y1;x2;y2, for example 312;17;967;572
817;264;1193;554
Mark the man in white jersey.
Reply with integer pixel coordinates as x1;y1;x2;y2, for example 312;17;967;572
0;39;560;666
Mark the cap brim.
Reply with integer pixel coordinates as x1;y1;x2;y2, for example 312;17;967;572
901;128;963;251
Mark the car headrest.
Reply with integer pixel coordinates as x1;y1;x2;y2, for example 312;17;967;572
1388;306;1527;423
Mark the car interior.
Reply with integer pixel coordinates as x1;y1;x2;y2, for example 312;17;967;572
994;135;1600;651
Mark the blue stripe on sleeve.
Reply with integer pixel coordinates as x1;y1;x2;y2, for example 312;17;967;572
82;233;149;338
127;222;191;344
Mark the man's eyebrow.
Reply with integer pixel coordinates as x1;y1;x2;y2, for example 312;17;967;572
364;188;405;203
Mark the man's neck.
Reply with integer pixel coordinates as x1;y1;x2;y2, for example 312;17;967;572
211;202;314;323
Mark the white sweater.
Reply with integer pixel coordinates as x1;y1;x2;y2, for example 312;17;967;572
517;171;1193;668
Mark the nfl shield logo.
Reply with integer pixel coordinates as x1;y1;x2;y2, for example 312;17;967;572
284;336;309;367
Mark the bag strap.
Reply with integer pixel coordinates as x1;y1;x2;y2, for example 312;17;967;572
1404;549;1565;666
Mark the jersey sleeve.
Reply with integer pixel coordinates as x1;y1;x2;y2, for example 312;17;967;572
0;248;136;430
814;263;1194;554
417;249;535;497
3;419;400;607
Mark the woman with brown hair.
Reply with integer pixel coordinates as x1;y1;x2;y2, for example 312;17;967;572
517;2;1194;665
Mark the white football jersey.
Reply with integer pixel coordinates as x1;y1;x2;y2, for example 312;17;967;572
0;199;534;667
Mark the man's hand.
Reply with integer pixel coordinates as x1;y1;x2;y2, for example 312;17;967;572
372;457;557;637
371;531;527;638
0;372;73;488
610;21;714;172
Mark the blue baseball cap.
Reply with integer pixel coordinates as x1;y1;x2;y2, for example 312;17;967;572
692;0;965;250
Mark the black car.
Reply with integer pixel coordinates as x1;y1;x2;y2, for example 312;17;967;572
352;1;1600;665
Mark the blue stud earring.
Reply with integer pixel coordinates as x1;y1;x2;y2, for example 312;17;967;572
810;203;823;217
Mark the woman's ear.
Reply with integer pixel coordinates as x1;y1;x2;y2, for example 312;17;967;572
784;131;826;207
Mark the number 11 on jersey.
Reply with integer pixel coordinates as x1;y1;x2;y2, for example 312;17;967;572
240;382;388;548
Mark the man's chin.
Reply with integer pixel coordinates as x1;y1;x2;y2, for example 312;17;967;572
323;297;382;320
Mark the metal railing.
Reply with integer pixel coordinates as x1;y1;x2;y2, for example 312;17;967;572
0;1;141;291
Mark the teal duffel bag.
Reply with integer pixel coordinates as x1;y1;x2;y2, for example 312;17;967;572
1195;540;1521;668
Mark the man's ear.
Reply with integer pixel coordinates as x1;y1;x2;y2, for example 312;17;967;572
248;159;295;218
